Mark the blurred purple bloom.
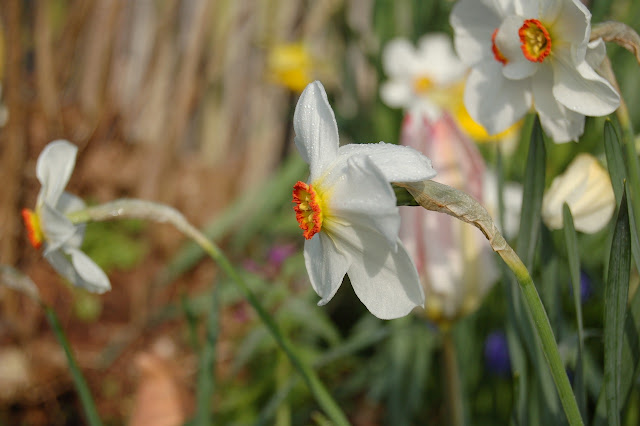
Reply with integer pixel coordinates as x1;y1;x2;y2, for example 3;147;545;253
484;331;511;376
267;243;297;268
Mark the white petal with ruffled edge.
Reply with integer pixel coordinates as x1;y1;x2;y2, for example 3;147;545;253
450;0;503;67
552;51;619;116
39;203;78;254
335;224;424;320
324;155;401;248
36;140;78;207
293;81;339;181
304;233;351;305
464;61;532;135
337;142;436;183
532;63;585;142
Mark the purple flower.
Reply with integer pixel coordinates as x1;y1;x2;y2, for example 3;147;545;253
484;331;511;376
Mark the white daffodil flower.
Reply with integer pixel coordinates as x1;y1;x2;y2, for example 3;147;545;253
541;153;615;233
292;81;437;319
380;34;466;120
451;0;620;143
398;112;499;324
22;140;111;293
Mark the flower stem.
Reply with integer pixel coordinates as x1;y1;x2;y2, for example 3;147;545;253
68;199;349;426
45;306;103;426
442;331;464;426
399;180;584;426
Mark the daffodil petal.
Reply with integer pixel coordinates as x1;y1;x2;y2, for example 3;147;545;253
532;63;585;142
495;16;538;80
57;191;86;214
464;61;532;135
380;80;413;108
337;142;436;183
382;38;417;78
40;203;77;254
542;0;589;49
416;34;466;85
552;51;619;116
294;81;339;181
451;0;502;67
304;233;351;305
36;140;78;207
344;234;424;320
325;155;400;248
66;247;111;293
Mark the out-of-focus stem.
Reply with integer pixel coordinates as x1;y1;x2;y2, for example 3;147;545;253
442;332;464;426
67;199;350;426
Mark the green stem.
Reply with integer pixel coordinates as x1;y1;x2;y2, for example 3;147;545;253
45;306;103;426
499;246;583;426
68;199;349;426
442;332;464;426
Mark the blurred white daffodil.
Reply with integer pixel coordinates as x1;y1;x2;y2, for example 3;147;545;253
22;140;111;293
380;34;466;120
292;81;436;319
451;0;620;142
541;153;615;233
398;112;499;325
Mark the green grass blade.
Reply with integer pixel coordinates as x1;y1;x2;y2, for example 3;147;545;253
604;119;625;204
517;115;546;267
563;204;586;420
45;307;103;426
604;190;631;426
194;285;220;425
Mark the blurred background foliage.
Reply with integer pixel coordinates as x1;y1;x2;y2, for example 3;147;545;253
0;0;639;424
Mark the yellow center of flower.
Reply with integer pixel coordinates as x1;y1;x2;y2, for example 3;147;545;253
519;19;552;62
413;76;434;94
21;208;44;249
292;181;325;240
491;28;508;65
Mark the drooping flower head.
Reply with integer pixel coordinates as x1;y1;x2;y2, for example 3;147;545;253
292;81;437;319
451;0;620;142
399;112;499;325
541;153;615;233
22;140;110;293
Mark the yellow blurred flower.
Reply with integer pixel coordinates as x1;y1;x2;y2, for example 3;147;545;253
267;43;313;92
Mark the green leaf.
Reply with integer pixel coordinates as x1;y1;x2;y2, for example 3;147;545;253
604;190;631;426
46;307;103;426
517;116;546;268
604;119;626;204
194;285;220;425
563;204;586;420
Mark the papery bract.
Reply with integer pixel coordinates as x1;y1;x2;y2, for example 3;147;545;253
22;140;111;293
451;0;620;142
399;112;499;324
292;81;436;319
541;153;615;233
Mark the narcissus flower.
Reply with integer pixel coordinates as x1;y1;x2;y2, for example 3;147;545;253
22;140;110;293
380;34;466;120
292;81;436;319
398;113;498;325
451;0;620;142
541;153;615;233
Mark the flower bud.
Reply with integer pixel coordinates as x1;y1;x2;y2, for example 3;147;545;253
399;112;498;325
541;153;615;233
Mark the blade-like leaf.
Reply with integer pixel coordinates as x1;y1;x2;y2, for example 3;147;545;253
563;204;586;419
604;190;631;426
